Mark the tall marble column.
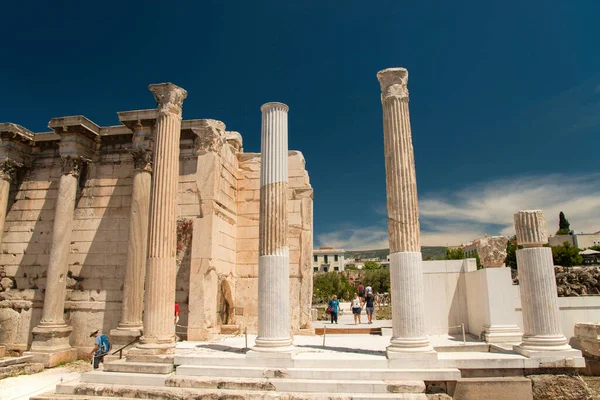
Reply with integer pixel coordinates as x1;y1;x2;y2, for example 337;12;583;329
513;210;577;357
251;102;294;354
136;83;187;353
377;68;432;355
111;111;156;346
26;156;86;366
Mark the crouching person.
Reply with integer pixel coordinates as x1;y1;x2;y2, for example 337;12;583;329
88;330;111;369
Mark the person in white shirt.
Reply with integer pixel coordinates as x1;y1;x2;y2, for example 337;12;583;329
351;293;362;325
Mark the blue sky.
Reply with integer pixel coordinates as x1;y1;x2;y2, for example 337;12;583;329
1;1;599;249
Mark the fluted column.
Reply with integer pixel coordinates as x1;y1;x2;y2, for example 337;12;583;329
252;102;293;353
0;160;18;251
115;150;152;335
25;156;84;366
137;83;186;352
514;210;572;354
377;68;431;355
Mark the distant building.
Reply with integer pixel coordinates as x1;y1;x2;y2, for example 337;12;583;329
462;240;480;258
549;232;600;249
313;247;345;272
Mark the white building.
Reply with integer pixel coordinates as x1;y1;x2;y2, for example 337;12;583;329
313;247;345;272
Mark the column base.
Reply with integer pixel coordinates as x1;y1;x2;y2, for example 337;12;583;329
251;337;294;355
128;341;176;356
25;324;77;367
387;337;435;358
513;345;582;360
109;327;143;347
483;325;523;343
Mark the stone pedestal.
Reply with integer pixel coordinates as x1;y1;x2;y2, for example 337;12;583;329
133;83;187;356
377;68;432;356
465;268;522;343
512;210;580;358
110;110;156;346
574;323;600;358
25;157;85;366
250;102;294;355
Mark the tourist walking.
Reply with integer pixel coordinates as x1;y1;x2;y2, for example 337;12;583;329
351;293;362;325
88;330;111;369
364;288;375;324
358;283;365;298
174;302;181;341
328;295;340;324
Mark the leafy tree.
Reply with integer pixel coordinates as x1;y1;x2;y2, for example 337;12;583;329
552;241;583;268
445;247;465;260
505;235;521;270
445;246;482;269
312;272;355;304
344;265;359;270
363;261;381;270
556;211;571;235
362;269;391;294
589;245;600;252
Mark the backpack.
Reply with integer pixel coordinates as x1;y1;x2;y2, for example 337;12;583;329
99;334;111;354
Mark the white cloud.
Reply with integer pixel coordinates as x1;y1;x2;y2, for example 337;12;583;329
317;174;600;249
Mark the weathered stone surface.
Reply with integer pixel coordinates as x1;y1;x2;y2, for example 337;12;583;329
0;362;44;379
528;374;594;400
477;236;509;268
575;323;600;358
556;267;600;296
515;210;548;247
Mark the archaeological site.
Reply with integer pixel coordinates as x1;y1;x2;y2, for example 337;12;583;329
0;72;597;400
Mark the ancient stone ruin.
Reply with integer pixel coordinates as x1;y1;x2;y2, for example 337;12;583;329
0;83;314;365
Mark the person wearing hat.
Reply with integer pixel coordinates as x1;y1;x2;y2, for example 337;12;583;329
88;330;110;369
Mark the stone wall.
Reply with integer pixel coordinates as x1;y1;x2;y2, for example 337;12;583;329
0;119;314;351
235;151;313;334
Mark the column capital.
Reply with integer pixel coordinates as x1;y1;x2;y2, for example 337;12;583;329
260;102;289;112
514;210;548;248
149;83;187;116
0;159;21;182
60;155;88;177
377;67;409;101
130;148;153;172
183;119;226;154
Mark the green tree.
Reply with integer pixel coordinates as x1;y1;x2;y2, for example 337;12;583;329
505;235;521;270
344;265;359;270
362;269;391;294
556;211;571;235
552;241;583;268
363;261;381;270
312;272;355;304
445;247;465;260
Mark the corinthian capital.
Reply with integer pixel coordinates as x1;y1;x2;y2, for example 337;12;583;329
377;67;409;101
60;155;87;177
148;83;187;116
130;148;153;172
0;160;21;182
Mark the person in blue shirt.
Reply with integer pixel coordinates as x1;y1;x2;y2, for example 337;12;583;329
328;295;340;324
88;330;110;369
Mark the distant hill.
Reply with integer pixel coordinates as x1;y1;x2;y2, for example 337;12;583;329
345;247;446;260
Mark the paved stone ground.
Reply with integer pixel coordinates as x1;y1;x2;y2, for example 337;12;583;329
0;361;91;400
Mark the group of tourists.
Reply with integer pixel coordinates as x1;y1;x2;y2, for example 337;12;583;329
327;283;376;325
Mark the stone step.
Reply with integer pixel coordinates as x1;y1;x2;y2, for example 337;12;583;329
315;327;382;335
78;370;172;387
176;364;461;381
174;353;390;369
31;384;432;400
168;374;425;394
0;354;33;367
103;359;174;374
